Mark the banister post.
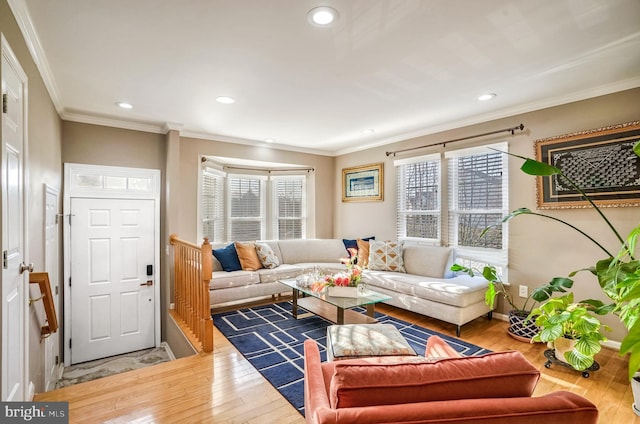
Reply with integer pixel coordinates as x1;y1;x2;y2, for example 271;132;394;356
200;237;213;352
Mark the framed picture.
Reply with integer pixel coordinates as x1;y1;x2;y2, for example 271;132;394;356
342;163;384;202
535;120;640;209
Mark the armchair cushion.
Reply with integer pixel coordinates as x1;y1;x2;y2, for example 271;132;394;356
329;349;540;409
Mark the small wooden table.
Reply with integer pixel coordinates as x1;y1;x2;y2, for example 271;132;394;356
279;279;391;325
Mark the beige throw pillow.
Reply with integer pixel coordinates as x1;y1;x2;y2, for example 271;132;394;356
255;242;280;269
234;241;263;271
356;239;370;268
368;240;405;272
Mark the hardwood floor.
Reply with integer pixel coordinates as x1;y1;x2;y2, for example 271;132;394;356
35;301;640;424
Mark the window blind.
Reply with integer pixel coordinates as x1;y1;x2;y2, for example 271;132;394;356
395;153;441;242
446;142;508;265
227;175;265;241
272;176;305;240
201;170;225;242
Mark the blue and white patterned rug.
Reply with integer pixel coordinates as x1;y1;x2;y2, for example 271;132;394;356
213;301;491;416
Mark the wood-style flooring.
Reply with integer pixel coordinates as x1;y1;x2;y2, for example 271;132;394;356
35;301;640;424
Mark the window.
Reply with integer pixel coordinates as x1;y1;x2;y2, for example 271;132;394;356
272;176;305;240
395;154;441;242
228;175;265;241
446;142;509;265
395;142;508;266
201;169;225;242
200;166;307;242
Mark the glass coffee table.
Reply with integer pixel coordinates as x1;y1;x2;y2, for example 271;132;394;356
279;279;391;325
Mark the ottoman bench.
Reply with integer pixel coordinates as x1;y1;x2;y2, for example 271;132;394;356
326;323;417;361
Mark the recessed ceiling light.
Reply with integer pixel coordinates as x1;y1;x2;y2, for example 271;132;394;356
478;93;497;101
307;6;339;26
216;96;236;104
265;139;274;143
363;129;375;134
116;102;133;109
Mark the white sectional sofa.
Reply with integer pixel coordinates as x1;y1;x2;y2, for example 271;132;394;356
209;239;491;335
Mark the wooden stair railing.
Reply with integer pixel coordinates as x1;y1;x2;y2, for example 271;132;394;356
29;272;58;340
169;234;213;353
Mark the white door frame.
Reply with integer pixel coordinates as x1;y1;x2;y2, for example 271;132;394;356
1;33;29;401
44;184;62;389
63;163;161;366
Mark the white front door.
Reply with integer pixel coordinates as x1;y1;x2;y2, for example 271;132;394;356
1;38;28;401
70;198;155;364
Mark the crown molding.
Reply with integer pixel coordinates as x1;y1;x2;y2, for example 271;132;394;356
62;111;166;134
333;77;640;156
8;0;63;114
163;122;184;133
179;130;334;157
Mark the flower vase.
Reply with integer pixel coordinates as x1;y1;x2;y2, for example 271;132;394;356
327;286;359;298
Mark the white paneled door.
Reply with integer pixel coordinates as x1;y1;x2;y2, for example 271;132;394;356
1;37;28;401
70;198;155;364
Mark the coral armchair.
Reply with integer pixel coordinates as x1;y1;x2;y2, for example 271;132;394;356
303;336;598;424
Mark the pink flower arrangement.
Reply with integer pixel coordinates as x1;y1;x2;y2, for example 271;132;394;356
323;248;362;288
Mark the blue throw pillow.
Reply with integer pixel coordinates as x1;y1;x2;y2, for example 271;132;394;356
213;243;242;272
343;236;375;256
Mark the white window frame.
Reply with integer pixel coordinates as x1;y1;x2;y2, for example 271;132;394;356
226;173;267;241
199;163;308;242
395;153;441;245
445;142;509;267
271;175;307;240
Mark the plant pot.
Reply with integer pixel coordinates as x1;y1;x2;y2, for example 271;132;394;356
632;373;640;416
553;337;576;363
327;286;359;298
507;310;540;342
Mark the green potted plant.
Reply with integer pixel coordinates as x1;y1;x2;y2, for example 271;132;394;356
486;140;639;392
451;264;573;342
529;292;610;370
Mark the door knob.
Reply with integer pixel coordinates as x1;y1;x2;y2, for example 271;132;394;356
19;262;34;274
140;280;153;287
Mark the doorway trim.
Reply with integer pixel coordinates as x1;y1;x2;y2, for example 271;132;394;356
63;163;161;366
1;33;30;401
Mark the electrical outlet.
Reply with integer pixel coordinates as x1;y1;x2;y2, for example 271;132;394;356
519;285;528;298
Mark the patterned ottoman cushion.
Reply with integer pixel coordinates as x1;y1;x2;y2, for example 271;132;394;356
327;324;417;361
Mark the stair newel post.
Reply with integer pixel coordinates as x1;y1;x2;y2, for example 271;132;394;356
200;237;214;352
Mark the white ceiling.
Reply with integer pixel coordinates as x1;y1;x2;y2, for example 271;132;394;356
12;0;640;155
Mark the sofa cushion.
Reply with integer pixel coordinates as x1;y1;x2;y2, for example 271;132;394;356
277;239;345;264
235;241;263;271
368;241;405;272
255;242;280;269
212;243;242;272
210;270;260;290
328;350;540;409
256;264;303;283
402;245;454;278
342;236;375;257
356;239;371;268
363;271;487;307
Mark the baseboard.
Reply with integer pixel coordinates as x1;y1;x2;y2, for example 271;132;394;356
161;341;177;361
493;311;508;322
28;381;35;400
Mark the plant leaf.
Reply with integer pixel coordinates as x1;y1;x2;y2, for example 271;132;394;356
520;159;561;176
565;348;595;371
620;320;640;380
